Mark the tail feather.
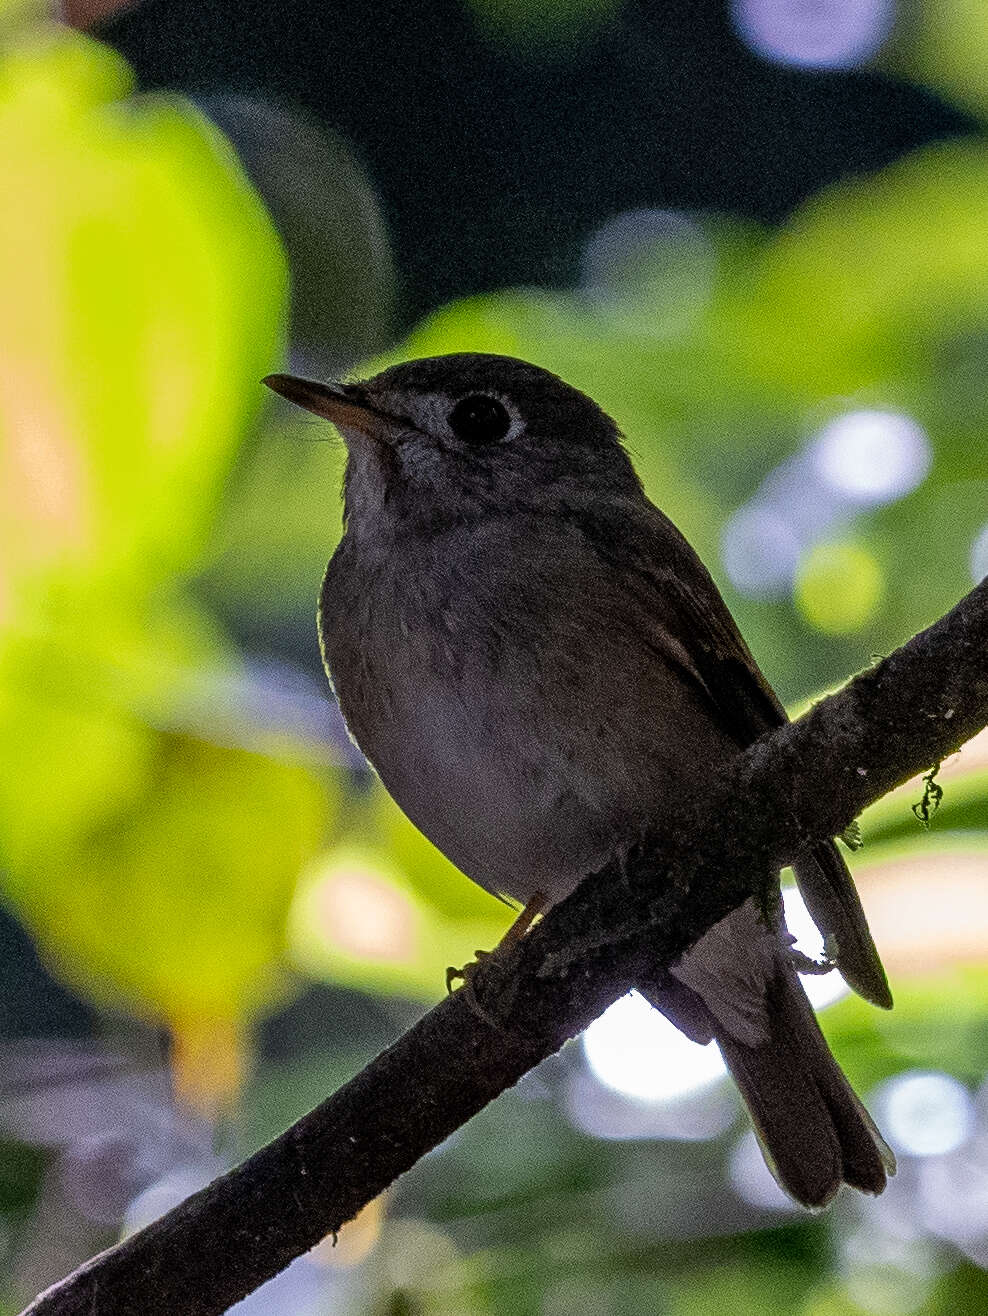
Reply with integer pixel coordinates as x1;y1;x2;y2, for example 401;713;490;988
792;840;892;1010
716;968;894;1207
642;892;893;1210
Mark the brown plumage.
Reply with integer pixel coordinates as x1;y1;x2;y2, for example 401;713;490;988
265;352;895;1207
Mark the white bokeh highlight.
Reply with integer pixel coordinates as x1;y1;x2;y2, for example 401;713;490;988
580;208;717;333
722;406;931;600
971;521;988;583
564;1063;737;1142
876;1071;976;1158
811;410;932;505
583;891;847;1105
919;1130;988;1268
840;1225;937;1316
722;502;803;596
583;990;727;1102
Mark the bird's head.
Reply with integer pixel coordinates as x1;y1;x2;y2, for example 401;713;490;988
264;352;641;533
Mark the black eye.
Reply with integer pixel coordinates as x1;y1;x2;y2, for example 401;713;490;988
447;394;511;444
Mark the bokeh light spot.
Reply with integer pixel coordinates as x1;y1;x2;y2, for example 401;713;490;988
811;410;932;506
841;1227;937;1316
876;1071;975;1158
970;521;988;583
731;0;896;70
315;863;418;962
583;990;727;1102
917;1128;988;1266
583;895;847;1110
795;540;885;633
581;209;716;330
565;1064;737;1141
722;503;802;598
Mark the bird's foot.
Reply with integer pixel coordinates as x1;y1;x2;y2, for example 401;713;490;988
789;934;839;977
446;950;502;1028
445;950;487;996
445;891;547;1030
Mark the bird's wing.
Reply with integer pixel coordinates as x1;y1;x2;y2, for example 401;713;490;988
578;498;891;1009
582;499;787;740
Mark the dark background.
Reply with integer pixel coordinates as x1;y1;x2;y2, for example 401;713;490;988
101;0;973;322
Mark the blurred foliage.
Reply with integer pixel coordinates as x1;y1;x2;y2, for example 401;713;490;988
794;540;885;635
885;0;988;120
0;26;320;1049
464;0;622;50
0;5;987;1315
202;97;396;372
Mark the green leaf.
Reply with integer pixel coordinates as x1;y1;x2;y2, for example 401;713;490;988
0;28;316;1034
0;26;287;619
5;729;330;1024
734;141;988;409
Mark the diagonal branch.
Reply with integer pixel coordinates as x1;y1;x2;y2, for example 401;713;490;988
22;578;988;1316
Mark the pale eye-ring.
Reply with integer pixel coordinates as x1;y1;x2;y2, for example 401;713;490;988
447;394;511;444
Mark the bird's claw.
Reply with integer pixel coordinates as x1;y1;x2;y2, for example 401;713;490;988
444;892;547;1030
789;934;839;977
445;949;489;995
445;951;502;1029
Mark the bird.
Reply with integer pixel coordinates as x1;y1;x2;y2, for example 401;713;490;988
263;351;895;1208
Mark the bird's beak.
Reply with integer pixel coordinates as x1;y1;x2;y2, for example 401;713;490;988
262;374;380;436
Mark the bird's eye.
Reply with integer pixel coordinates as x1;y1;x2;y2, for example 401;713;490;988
447;394;511;444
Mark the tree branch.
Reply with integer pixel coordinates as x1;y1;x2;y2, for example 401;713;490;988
23;579;988;1316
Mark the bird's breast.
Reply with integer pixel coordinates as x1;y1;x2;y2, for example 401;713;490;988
318;522;738;908
318;542;622;905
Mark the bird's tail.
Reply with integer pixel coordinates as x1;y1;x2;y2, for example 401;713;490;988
644;961;894;1208
716;968;894;1207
